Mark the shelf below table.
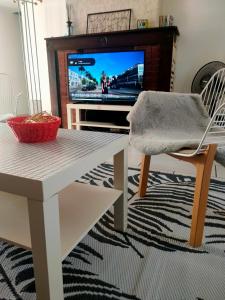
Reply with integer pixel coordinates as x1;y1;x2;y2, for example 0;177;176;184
0;183;122;259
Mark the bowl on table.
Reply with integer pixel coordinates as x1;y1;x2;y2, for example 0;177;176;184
7;115;61;143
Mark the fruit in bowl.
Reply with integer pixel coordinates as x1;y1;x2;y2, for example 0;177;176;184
7;112;61;143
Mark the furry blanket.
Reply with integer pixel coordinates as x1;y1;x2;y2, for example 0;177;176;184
127;91;225;166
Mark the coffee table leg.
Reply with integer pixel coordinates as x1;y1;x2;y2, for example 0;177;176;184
113;148;128;231
28;195;64;300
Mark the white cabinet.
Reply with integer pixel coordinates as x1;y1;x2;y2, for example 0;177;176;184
67;103;132;130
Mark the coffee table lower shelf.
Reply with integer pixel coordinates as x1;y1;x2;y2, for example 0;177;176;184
0;183;122;260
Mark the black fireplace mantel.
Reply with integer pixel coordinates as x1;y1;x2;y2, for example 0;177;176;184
46;26;179;126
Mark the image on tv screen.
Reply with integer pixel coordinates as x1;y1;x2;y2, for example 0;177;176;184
67;50;144;102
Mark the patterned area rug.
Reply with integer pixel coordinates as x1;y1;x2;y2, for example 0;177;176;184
0;164;225;300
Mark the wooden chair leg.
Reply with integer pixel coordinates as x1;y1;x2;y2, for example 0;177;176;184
139;154;151;197
189;145;217;247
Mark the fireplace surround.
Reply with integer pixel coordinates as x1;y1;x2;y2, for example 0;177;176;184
46;26;179;128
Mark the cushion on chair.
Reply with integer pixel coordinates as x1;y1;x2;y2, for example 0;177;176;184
127;91;210;155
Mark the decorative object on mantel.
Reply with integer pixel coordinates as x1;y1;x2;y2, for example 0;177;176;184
159;15;174;27
86;9;131;34
66;1;73;35
137;19;149;29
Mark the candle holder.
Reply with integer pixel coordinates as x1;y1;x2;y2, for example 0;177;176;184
66;2;73;36
67;20;73;36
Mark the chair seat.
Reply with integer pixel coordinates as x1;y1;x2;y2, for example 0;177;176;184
130;130;204;155
127;91;210;155
0;114;14;123
171;148;199;155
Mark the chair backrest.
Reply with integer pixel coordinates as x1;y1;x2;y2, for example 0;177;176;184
200;68;225;117
0;73;16;115
197;68;225;152
171;68;225;157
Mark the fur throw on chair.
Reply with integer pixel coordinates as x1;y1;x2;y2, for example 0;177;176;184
127;90;210;155
127;90;225;166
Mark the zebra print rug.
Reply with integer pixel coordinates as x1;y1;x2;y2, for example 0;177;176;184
0;164;225;300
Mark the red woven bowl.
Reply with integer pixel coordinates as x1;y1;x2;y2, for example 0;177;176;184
7;116;61;143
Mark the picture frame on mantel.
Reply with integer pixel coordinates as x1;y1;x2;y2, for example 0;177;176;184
86;9;131;34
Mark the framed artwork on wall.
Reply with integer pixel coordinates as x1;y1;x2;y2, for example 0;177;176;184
86;9;132;34
137;19;149;29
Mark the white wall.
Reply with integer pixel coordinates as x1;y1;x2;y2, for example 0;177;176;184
35;0;160;112
30;0;67;112
160;0;225;92
0;7;29;114
34;0;225;110
36;4;51;112
70;0;160;35
44;0;67;37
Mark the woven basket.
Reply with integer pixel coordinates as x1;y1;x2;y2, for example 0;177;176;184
7;116;61;143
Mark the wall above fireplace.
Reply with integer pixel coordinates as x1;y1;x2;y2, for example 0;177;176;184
70;0;161;35
46;26;179;128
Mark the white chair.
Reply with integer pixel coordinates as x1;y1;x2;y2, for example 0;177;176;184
0;73;22;122
128;68;225;248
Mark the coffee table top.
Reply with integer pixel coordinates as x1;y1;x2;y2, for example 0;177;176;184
0;125;128;200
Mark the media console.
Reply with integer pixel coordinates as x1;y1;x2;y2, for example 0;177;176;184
67;103;132;130
46;27;179;129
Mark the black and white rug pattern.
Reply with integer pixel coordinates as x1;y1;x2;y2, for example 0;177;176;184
0;163;225;300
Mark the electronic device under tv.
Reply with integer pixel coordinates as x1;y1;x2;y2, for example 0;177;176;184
67;50;145;104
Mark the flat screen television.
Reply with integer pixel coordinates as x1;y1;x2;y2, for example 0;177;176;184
67;50;145;104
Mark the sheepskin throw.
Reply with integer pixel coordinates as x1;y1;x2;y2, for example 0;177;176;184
127;91;210;155
127;90;225;166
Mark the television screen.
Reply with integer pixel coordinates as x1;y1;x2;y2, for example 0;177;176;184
67;50;145;103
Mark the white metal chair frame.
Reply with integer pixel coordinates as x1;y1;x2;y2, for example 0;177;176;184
138;68;225;248
172;68;225;157
0;72;22;118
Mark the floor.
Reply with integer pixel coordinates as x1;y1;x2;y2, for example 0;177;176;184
2;163;225;300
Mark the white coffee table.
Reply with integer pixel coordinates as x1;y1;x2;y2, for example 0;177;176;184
0;125;128;300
